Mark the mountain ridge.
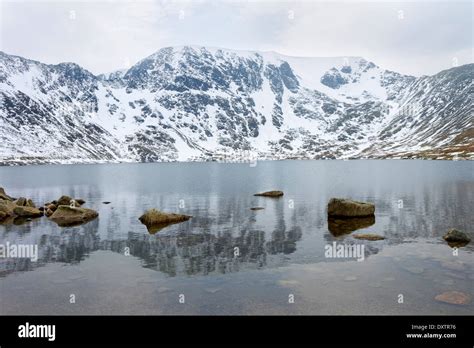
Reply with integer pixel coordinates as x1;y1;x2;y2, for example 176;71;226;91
0;46;472;165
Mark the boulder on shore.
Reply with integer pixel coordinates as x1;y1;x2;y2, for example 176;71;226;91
50;205;98;227
254;190;284;197
443;229;470;246
139;209;191;233
13;206;43;218
327;198;375;218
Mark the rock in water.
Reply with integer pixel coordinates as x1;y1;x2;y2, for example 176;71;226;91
250;207;265;211
76;199;86;205
0;187;14;201
57;195;73;206
13;206;43;218
435;291;471;305
26;199;36;208
443;229;471;246
0;200;16;218
327;198;375;217
139;209;191;233
15;197;27;206
352;233;385;241
254;190;284;197
50;205;98;227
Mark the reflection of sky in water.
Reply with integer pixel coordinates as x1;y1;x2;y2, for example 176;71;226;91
0;160;473;314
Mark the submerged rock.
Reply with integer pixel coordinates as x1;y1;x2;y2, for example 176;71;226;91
327;198;375;217
250;207;265;211
50;205;98;227
13;206;43;218
440;261;466;272
139;209;191;233
352;233;385;241
435;291;471;305
254;190;284;197
443;229;470;247
328;216;375;236
401;265;424;274
102;201;111;204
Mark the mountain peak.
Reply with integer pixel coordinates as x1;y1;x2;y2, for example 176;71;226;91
0;49;471;164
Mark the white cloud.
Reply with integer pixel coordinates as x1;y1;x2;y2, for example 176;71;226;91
0;0;472;76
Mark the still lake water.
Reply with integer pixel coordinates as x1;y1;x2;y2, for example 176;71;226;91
0;160;473;315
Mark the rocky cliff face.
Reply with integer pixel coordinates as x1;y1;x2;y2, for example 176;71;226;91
0;46;472;165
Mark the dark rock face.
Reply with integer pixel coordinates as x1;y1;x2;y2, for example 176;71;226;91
327;198;375;217
320;68;348;89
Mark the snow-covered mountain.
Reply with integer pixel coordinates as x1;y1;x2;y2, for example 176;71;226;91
0;46;472;165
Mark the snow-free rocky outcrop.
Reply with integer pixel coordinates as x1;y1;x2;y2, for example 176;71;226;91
0;46;472;165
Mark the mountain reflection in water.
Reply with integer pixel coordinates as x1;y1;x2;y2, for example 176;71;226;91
0;160;473;280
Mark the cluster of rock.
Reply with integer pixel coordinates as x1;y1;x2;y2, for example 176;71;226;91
0;188;43;222
326;197;471;246
0;188;98;227
42;195;86;217
138;190;285;232
43;195;98;227
3;186;471;249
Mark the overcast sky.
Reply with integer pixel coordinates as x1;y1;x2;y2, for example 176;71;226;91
0;0;472;76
